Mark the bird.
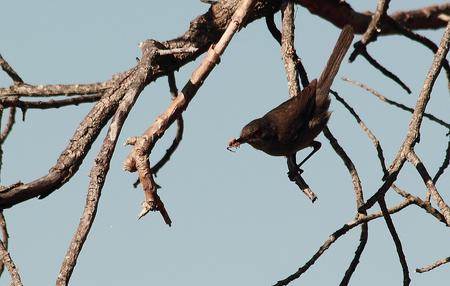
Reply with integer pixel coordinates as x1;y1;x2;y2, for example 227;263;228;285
228;26;354;169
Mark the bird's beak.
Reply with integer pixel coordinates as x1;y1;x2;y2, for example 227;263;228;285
227;137;244;152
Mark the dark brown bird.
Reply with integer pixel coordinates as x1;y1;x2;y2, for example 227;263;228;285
229;26;354;167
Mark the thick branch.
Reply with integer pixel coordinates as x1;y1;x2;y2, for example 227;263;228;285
295;1;449;34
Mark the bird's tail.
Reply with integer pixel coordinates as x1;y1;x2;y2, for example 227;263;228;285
317;25;354;95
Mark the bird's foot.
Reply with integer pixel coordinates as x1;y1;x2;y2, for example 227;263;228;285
287;167;304;181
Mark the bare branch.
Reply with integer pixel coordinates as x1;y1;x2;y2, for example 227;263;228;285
281;1;301;98
322;127;368;286
360;22;450;213
123;0;258;222
433;140;450;184
0;54;23;84
359;49;411;94
152;73;184;176
407;150;450;225
416;256;450;273
286;156;317;202
392;185;447;225
0;239;22;286
378;197;410;285
0;94;102;110
0;69;134;208
56;42;156;286
0;211;8;277
331;90;388;173
349;0;391;61
0;106;16;144
294;1;449;34
342;77;450;130
386;17;450;89
0;81;114;97
275;198;415;286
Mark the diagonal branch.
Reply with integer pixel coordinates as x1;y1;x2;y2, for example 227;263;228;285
416;256;450;273
407;150;450;224
56;43;156;286
0;211;8;277
0;239;22;286
322;127;368;286
0;54;23;84
275;196;417;286
378;197;410;286
342;77;450;130
123;0;258;222
349;0;391;61
359;49;411;94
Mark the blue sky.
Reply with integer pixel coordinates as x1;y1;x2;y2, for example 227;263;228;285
1;1;449;285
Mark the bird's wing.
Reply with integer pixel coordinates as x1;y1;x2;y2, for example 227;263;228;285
263;80;317;144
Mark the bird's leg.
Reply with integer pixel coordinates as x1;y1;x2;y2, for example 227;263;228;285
287;155;302;181
298;141;322;168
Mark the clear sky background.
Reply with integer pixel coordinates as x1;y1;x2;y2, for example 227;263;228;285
1;1;449;285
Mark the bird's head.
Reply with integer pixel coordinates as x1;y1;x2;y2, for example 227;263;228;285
228;118;276;152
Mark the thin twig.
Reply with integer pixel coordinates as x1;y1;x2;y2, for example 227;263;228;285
349;0;391;61
0;94;102;110
360;48;411;94
386;16;450;90
342;77;450;130
378;197;410;285
416;256;450;273
265;10;309;88
265;14;281;45
392;185;447;225
407;150;450;225
133;73;184;188
433;140;450;184
0;54;23;83
0;106;16;144
331;90;387;173
322;127;368;286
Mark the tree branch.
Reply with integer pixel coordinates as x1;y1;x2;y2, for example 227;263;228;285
359;21;450;213
342;77;449;130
